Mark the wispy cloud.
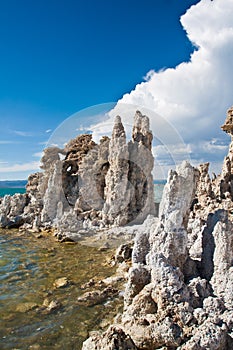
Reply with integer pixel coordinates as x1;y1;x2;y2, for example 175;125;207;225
12;130;33;137
0;161;40;173
0;140;15;144
45;129;52;133
33;152;43;158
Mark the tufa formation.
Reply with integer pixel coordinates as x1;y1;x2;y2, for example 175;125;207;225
1;106;233;349
0;111;155;237
82;107;233;350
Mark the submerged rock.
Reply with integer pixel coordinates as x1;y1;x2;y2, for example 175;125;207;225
42;298;62;312
53;277;69;289
16;302;38;313
77;287;119;307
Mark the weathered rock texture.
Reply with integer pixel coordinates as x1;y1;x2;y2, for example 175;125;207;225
0;111;155;236
82;107;233;350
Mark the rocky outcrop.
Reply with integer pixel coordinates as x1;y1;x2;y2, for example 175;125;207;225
127;111;155;225
0;111;155;236
0;193;28;228
102;115;130;226
83;326;138;350
82;107;233;350
102;112;154;227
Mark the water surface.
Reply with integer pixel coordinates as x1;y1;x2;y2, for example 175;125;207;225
0;229;121;350
0;188;26;197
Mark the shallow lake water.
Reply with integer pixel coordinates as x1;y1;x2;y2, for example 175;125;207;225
0;229;122;350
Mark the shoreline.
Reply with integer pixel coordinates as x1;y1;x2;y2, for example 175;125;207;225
1;108;233;349
0;227;130;350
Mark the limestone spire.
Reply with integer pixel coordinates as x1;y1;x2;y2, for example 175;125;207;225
111;115;126;141
132;110;152;149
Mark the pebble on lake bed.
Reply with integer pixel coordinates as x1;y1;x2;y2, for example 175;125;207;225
16;302;38;313
53;277;69;288
77;286;118;307
42;298;61;312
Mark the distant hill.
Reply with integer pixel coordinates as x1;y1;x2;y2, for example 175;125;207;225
0;180;27;188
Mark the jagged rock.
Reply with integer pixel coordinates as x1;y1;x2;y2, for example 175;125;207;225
132;215;158;265
124;264;151;307
127;111;155;225
179;321;228;350
3;106;233;349
54;208;83;241
77;137;108;213
0;111;155;236
41;160;67;224
26;172;45;202
149;161;198;271
82;106;233;350
115;243;133;263
221;106;233;134
196;162;213;205
0;193;28;228
40;147;64;171
103;115;130;226
210;210;233;307
82;326;138;350
187;277;212;309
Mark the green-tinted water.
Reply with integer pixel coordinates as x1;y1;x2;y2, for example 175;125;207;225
0;229;122;350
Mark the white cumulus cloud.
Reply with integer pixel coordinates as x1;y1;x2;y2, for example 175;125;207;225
106;0;233;176
0;161;40;173
33;152;43;158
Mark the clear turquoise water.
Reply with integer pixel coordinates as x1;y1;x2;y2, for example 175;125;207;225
0;188;26;197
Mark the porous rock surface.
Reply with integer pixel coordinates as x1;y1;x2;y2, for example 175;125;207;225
82;107;233;350
0;111;155;238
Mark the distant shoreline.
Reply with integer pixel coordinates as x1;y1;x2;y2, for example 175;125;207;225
0;179;166;188
0;180;27;189
0;180;165;203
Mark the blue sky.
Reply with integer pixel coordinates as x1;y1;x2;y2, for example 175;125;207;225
1;0;232;180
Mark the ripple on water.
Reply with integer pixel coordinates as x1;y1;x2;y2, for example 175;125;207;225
0;229;122;350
